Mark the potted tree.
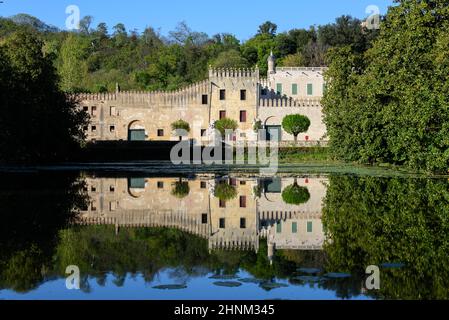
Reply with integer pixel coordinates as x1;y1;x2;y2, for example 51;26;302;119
282;114;311;143
171;119;190;141
214;118;238;141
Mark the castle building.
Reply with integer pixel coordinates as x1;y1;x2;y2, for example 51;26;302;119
78;175;328;259
78;53;328;145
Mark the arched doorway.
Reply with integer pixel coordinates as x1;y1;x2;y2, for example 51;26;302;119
128;120;146;141
264;116;282;142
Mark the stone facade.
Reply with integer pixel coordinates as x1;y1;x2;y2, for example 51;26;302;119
78;53;328;144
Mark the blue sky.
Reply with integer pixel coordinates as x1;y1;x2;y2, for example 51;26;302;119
0;0;393;40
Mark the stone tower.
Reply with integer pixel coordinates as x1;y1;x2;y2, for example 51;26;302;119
267;51;276;74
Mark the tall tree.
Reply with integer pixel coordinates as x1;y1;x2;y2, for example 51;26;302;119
323;0;449;173
0;31;88;163
58;33;89;92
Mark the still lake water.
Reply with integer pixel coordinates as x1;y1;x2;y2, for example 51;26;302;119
1;166;448;300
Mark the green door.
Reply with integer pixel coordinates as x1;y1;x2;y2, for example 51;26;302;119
128;178;146;189
128;129;146;141
266;126;282;141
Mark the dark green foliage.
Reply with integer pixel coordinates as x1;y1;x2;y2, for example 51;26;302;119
171;180;190;198
281;183;311;205
0;31;89;163
322;0;449;173
214;181;237;201
0;173;88;292
282;114;311;141
171;119;191;133
322;175;449;299
0;14;379;93
214;118;238;137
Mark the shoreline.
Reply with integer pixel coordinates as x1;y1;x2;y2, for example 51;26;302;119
0;160;445;178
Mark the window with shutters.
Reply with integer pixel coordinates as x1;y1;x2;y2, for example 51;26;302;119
307;83;313;96
240;110;247;123
292;83;298;95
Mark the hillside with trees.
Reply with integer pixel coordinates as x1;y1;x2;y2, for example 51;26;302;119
0;13;378;93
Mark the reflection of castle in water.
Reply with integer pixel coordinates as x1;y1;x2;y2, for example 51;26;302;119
79;176;328;262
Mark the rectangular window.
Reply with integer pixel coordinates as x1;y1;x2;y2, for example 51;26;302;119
83;126;88;131
219;199;226;208
240;181;246;185
91;125;97;132
240;218;246;229
240;90;247;100
200;181;207;189
129;178;146;189
240;196;247;208
83;106;89;112
220;89;226;100
201;129;206;136
109;185;115;192
240;110;247;123
157;181;164;189
276;222;282;233
219;110;226;120
91;186;96;192
91;106;97;116
292;222;298;234
292;83;298;95
230;178;237;186
110;125;115;132
202;214;208;224
157;129;164;137
276;83;282;95
91;201;97;211
219;218;226;229
110;106;116;116
109;201;117;211
307;221;313;233
202;94;208;105
307;83;313;96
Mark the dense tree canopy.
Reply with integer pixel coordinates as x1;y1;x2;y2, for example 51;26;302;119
322;175;449;299
322;0;449;173
0;14;378;92
0;31;88;163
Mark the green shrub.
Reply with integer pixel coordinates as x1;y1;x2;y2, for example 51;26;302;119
282;183;310;205
214;182;237;201
282;115;311;142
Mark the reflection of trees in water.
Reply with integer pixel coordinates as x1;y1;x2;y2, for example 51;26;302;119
0;173;88;293
322;175;449;300
3;174;449;299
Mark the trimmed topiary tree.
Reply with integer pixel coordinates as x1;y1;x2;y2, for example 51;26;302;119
282;114;311;142
171;119;190;141
171;180;190;199
282;182;310;205
214;118;238;138
214;181;237;201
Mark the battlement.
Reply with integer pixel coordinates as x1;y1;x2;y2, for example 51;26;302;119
276;67;327;73
208;236;259;251
208;66;259;79
259;77;269;88
74;80;210;106
258;97;322;107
